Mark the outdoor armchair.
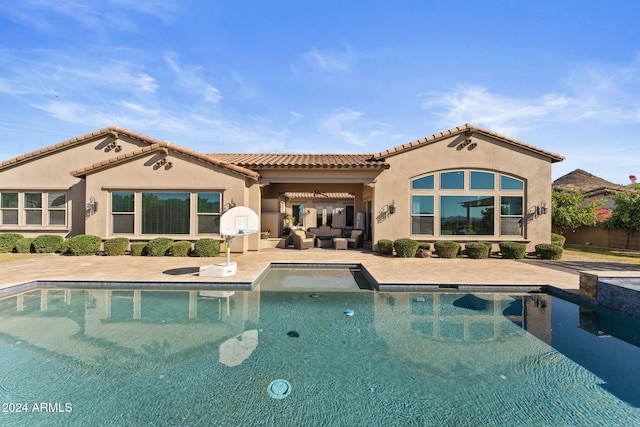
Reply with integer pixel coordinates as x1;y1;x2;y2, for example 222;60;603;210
292;229;315;250
345;230;364;249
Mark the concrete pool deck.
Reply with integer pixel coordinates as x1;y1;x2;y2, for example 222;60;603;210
1;247;639;292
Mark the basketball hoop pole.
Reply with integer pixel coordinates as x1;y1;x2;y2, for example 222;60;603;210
223;232;244;266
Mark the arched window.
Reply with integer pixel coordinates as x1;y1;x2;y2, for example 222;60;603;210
410;171;524;237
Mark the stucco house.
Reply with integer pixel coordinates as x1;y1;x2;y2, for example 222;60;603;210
0;124;563;252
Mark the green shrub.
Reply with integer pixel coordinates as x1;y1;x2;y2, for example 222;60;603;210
104;237;130;256
465;242;491;259
145;238;173;256
171;241;192;257
551;233;566;247
393;238;419;258
499;241;527;259
535;243;564;260
130;242;147;256
193;239;221;257
14;237;35;253
32;234;64;253
65;234;101;256
434;241;461;258
376;239;394;255
0;233;24;252
479;241;493;251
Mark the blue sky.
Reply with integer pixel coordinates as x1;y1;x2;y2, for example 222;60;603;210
1;1;639;184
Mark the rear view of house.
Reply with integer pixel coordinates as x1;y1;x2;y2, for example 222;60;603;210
0;124;563;252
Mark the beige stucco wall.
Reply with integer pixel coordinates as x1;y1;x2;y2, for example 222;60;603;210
372;133;553;250
82;149;257;252
0;134;148;238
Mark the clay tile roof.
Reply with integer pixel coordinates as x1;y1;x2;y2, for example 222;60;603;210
0;125;164;171
372;123;565;163
71;142;259;180
552;169;619;192
209;153;388;169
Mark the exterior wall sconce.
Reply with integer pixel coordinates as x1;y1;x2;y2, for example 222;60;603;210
535;201;548;216
223;198;237;212
86;196;98;214
388;201;396;215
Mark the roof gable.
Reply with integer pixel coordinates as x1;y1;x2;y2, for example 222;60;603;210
372;123;565;163
553;169;618;192
0;126;163;171
71;142;259;180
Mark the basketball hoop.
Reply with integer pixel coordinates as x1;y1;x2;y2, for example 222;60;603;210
200;206;259;277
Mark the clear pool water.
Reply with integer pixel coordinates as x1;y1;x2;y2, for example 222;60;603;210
1;272;639;426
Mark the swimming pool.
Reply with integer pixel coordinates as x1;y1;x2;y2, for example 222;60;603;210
1;272;639;425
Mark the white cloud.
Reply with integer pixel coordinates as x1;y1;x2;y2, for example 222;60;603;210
301;46;355;72
0;0;178;33
165;55;222;104
319;108;390;148
422;85;573;135
423;60;640;134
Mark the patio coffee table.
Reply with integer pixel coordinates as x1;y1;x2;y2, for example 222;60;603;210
333;238;347;250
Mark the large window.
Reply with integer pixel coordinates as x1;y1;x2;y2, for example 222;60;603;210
111;191;223;235
0;191;67;227
440;196;494;235
410;171;524;237
142;192;190;234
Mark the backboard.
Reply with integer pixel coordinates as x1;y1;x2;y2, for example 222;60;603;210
219;206;259;236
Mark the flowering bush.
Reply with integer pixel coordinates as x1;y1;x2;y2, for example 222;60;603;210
601;182;640;231
595;207;611;223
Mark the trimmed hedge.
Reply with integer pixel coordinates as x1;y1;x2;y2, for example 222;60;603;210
465;242;490;259
376;239;394;255
104;237;130;256
535;243;564;260
0;233;24;252
193;239;221;257
65;234;101;256
393;238;419;258
551;233;566;247
499;241;527;259
32;234;64;253
434;241;461;258
130;242;147;256
14;237;35;253
171;241;192;257
146;238;173;256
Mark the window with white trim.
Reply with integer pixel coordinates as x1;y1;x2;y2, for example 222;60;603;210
0;191;67;227
197;193;221;234
410;170;524;237
111;191;223;235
